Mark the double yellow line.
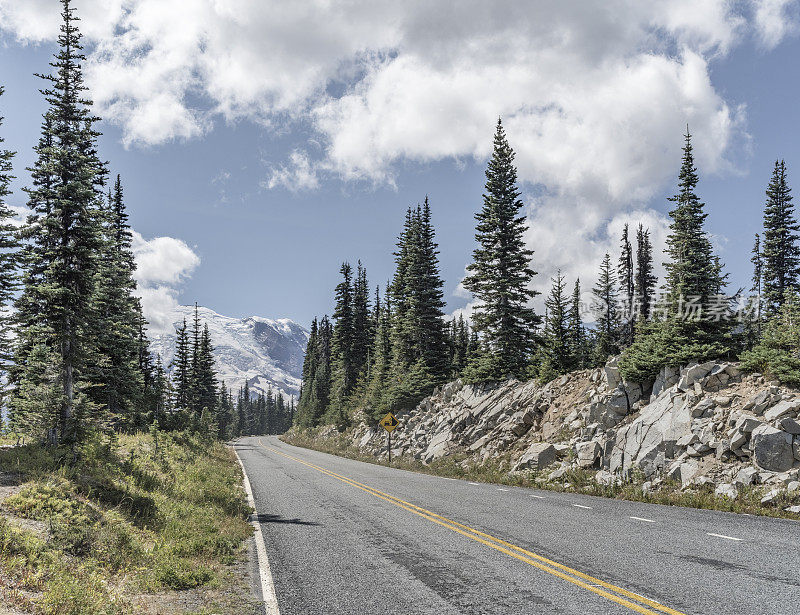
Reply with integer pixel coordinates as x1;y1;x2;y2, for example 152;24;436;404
259;439;687;615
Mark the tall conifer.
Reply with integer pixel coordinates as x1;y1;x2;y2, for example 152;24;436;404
762;160;799;314
463;119;539;379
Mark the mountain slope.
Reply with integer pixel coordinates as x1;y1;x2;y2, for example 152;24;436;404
148;305;309;400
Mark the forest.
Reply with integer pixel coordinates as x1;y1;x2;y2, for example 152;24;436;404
0;1;286;448
297;123;799;428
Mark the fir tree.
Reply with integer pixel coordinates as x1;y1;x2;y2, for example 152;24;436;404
13;0;108;445
569;279;587;370
463;119;539;380
0;86;20;373
634;224;656;322
543;271;571;376
88;175;143;427
329;263;356;423
663;129;727;321
618;224;634;346
352;261;372;379
592;253;619;362
761;160;799;314
749;233;763;343
172;318;191;409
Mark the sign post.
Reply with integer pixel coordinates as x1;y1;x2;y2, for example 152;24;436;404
379;412;398;463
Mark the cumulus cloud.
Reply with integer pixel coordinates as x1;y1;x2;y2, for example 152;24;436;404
132;232;200;334
753;0;799;49
0;1;790;309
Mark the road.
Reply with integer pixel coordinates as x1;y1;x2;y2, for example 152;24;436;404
234;436;800;615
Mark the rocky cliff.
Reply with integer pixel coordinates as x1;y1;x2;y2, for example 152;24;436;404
341;359;800;513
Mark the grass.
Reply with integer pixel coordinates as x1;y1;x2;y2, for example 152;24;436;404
282;428;800;521
0;431;255;614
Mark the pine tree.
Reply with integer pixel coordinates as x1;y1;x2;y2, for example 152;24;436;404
749;233;763;343
543;271;571;376
463;119;539;380
618;224;634;346
365;293;392;418
634;224;656;322
196;323;218;416
328;263;356;423
592;253;619;362
352;261;372;379
87;175;143;427
13;0;109;445
296;318;319;427
762;160;799;314
569;279;587;370
619;131;729;383
172;318;191;409
663;129;727;320
0;86;20;373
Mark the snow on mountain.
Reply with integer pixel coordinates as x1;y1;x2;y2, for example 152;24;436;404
148;305;309;400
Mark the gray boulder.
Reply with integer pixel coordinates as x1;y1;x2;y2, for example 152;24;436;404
733;466;758;487
778;417;800;435
751;425;795;472
514;442;557;471
764;399;800;422
576;441;602;468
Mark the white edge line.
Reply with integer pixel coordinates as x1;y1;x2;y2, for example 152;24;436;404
573;504;592;509
629;516;656;523
468;482;481;486
233;445;281;615
530;495;546;499
707;532;742;541
497;488;509;491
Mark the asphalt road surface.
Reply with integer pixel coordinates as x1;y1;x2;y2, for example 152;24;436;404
234;436;800;615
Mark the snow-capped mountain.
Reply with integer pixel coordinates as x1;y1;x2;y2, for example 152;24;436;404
148;305;309;400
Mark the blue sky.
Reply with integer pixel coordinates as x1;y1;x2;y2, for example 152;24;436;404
0;1;799;332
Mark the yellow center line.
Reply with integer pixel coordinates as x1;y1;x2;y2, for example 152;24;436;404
258;439;688;615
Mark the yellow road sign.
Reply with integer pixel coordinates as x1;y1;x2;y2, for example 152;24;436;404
380;412;399;433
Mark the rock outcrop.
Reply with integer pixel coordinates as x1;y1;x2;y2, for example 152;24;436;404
332;356;800;510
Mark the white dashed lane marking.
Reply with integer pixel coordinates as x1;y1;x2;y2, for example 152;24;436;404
497;488;509;492
707;533;742;541
573;504;592;509
530;495;546;499
629;516;656;523
468;482;481;486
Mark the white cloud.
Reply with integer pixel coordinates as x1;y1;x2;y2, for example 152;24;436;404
264;150;320;192
753;0;799;49
0;1;788;307
132;231;200;333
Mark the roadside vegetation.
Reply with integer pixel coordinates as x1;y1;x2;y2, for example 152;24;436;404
0;430;257;615
283;428;800;521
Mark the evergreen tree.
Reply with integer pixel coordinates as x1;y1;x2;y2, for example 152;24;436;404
634;224;656;322
620;131;729;383
569;279;587;370
749;233;763;343
328;263;356;423
592;253;619;362
172;318;191;409
543;271;571;376
196;323;218;416
0;86;20;373
761;160;799;314
13;0;108;445
663;129;727;320
88;175;143;427
352;261;372;379
365;293;392;418
618;224;635;346
463;119;539;380
296;318;319;427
